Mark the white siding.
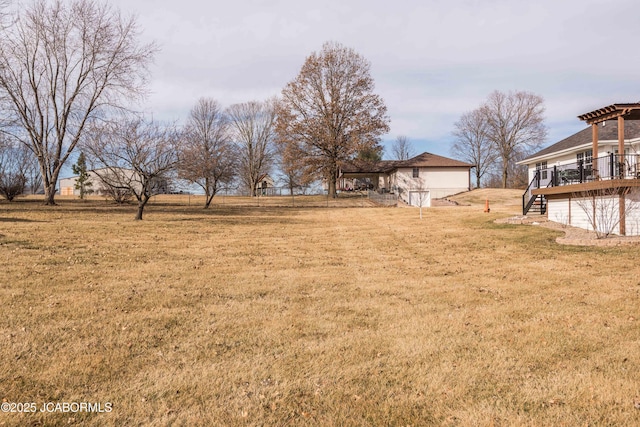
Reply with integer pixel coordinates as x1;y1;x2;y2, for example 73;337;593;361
568;197;597;233
625;197;640;236
58;168;138;197
547;199;572;228
408;191;430;207
421;168;470;199
394;167;468;201
546;194;640;236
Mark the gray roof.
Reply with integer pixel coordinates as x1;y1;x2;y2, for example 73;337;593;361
522;120;640;162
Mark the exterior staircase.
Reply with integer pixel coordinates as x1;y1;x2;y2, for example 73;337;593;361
522;171;547;215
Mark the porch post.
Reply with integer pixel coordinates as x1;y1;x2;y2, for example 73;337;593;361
592;123;599;178
620;192;626;236
619;116;628;236
618;115;625;178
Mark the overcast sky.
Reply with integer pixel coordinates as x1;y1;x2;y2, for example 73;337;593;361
107;0;640;158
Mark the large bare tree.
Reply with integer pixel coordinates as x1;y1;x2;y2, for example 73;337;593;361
390;135;416;161
227;100;276;197
481;90;547;188
276;41;390;198
178;98;236;208
451;108;496;188
83;117;178;220
0;0;156;205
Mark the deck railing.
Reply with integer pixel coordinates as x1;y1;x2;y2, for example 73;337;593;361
531;153;640;192
523;153;640;215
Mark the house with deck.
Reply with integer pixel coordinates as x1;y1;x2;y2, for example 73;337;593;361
519;103;640;236
339;152;473;207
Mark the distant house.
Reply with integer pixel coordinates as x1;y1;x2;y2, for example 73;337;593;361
59;167;165;197
339;152;473;207
59;169;114;196
518;103;640;235
255;174;276;196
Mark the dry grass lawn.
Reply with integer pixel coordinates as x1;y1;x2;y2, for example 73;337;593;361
1;190;640;426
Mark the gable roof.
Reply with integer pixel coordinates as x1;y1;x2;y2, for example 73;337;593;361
340;152;473;174
521;120;640;163
400;152;474;168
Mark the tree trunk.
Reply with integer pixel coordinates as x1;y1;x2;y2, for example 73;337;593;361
135;195;150;220
502;158;509;189
203;177;213;208
44;182;57;205
328;163;338;198
204;192;214;209
251;178;258;197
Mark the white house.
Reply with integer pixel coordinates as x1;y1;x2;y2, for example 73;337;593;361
255;174;276;196
59;169;115;196
59;167;167;197
518;103;640;236
339;152;473;207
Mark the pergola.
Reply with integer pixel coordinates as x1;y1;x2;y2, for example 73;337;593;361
576;103;640;236
578;103;640;170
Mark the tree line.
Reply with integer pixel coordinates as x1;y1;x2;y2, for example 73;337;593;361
0;1;391;219
0;0;547;219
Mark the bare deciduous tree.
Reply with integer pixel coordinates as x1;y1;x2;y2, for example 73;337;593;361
413;179;430;220
390;135;416;161
0;136;30;201
227;99;276;197
451;108;496;188
83;117;178;220
0;0;156;205
481;90;547;188
179;98;237;208
276;41;390;198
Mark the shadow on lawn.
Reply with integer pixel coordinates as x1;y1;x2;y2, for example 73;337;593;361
2;198;312;226
0;217;46;223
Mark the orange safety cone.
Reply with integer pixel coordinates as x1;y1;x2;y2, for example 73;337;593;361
484;199;490;213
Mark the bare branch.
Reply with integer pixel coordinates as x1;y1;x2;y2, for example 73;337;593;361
390;135;416;161
82;116;178;220
178;97;237;208
227;99;276;197
480;90;547;188
0;0;157;204
451;108;496;188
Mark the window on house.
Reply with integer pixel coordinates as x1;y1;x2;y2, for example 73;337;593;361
412;168;419;178
535;161;548;180
577;150;592;167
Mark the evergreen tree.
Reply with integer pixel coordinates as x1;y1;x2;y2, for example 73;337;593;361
72;152;93;199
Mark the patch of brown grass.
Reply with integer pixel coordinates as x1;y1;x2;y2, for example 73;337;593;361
1;190;639;425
